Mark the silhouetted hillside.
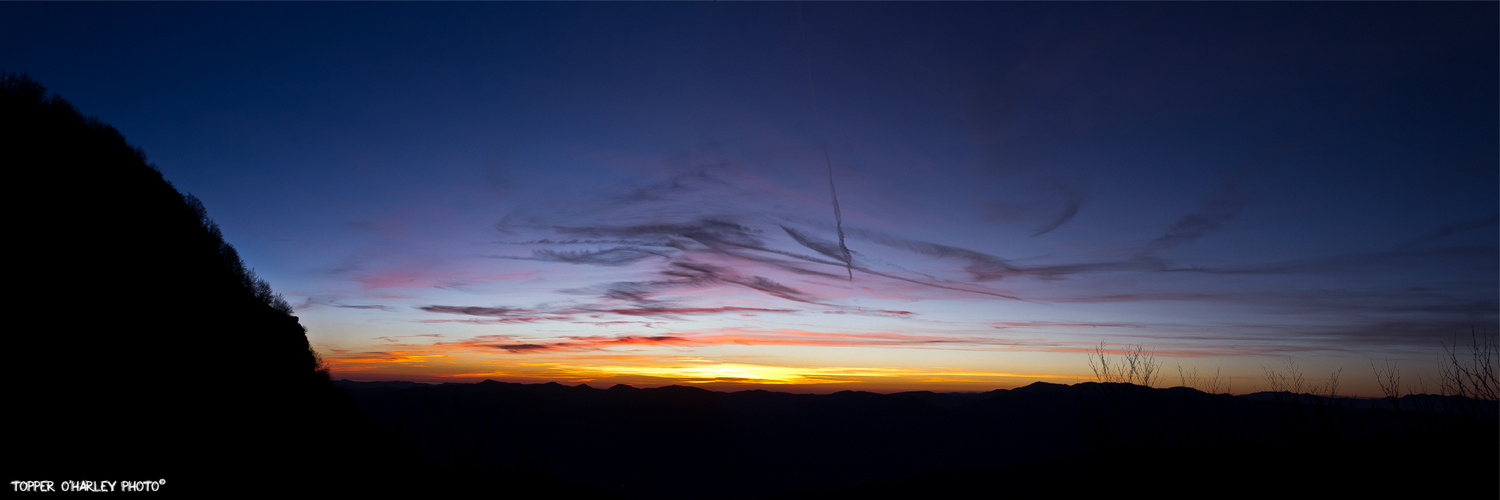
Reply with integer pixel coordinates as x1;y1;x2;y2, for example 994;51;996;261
2;72;424;495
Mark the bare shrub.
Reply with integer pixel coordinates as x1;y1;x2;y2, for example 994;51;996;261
1177;365;1230;394
1088;341;1161;387
1259;358;1341;402
1258;358;1347;444
1371;359;1402;405
1438;328;1498;420
1081;342;1164;450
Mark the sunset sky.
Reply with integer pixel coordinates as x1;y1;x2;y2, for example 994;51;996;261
5;2;1495;395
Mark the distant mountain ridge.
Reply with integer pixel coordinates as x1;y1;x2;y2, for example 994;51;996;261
339;378;1497;499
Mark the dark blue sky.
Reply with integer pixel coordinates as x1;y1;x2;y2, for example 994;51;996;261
6;2;1495;393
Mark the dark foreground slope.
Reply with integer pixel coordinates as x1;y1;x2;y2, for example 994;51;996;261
2;73;425;496
342;379;1498;499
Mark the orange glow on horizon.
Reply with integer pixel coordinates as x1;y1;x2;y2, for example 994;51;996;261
326;351;1094;391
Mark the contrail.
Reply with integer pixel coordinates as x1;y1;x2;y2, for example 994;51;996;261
797;3;853;281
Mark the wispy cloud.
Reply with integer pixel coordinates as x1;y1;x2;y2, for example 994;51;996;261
1144;176;1251;255
295;296;397;312
515;246;669;266
420;305;537;317
980;182;1088;237
420;303;799;321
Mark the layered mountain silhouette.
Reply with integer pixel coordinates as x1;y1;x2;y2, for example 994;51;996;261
340;379;1497;499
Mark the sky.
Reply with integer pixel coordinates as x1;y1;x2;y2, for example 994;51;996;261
5;2;1495;396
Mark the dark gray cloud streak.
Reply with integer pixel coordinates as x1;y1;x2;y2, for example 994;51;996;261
1030;196;1083;237
1143;178;1251;255
420;304;800;320
296;296;397;312
981;182;1087;237
519;247;669;266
